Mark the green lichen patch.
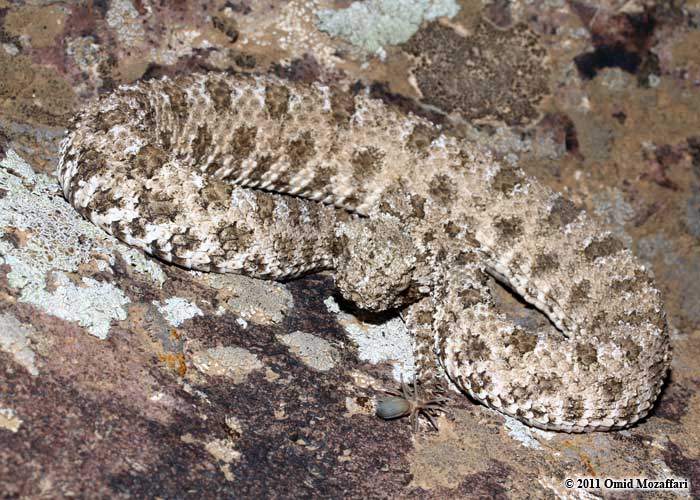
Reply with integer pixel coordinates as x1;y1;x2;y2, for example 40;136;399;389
315;0;460;54
0;312;39;376
206;273;294;325
190;346;264;384
153;297;203;327
324;296;415;381
0;407;22;433
0;150;165;339
277;331;339;372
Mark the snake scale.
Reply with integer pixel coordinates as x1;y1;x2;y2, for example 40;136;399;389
57;72;671;432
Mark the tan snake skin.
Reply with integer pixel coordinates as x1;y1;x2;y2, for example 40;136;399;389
57;73;671;432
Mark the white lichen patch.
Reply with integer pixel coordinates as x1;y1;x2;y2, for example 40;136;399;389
205;437;241;463
277;331;339;372
153;297;203;327
225;415;243;436
323;296;340;313
206;273;293;325
0;407;22;433
324;296;415;381
345;395;374;417
504;416;554;450
105;0;146;48
316;0;460;53
119;251;166;286
191;346;263;383
27;272;128;340
348;370;383;390
0;150;163;339
151;27;206;67
205;437;240;481
0;313;39;376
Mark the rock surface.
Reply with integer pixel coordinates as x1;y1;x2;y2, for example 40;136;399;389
1;0;699;499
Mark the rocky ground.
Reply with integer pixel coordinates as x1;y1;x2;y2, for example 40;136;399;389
1;0;699;498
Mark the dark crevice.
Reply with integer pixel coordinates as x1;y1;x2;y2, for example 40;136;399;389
574;10;658;82
575;43;642;79
486;267;565;335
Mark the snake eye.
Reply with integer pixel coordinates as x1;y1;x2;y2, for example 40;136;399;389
376;396;412;420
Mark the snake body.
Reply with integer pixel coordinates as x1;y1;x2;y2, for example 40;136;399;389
57;73;670;432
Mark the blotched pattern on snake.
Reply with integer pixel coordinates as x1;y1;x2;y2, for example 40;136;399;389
57;73;671;432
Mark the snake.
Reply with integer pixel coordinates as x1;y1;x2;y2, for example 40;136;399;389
57;72;671;432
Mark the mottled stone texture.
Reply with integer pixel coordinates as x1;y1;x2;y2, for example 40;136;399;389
403;20;550;125
1;0;700;499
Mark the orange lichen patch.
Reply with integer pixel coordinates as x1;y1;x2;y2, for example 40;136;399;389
579;452;597;477
126;304;187;377
159;352;187;377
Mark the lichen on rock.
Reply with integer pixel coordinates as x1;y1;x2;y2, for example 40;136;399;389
316;0;461;53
